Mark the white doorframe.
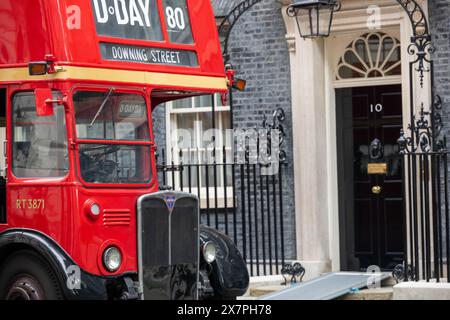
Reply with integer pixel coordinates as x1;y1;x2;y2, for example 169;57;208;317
282;0;431;277
325;26;405;272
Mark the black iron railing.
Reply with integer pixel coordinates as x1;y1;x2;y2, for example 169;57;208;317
398;104;450;283
156;147;287;276
155;110;289;276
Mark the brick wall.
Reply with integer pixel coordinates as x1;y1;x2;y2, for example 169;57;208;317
217;0;296;260
429;0;450;262
430;0;450;141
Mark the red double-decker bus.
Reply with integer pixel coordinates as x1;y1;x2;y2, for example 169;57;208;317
0;0;249;300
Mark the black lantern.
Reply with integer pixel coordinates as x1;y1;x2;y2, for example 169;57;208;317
287;0;341;39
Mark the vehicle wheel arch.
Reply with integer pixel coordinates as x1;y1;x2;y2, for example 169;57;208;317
0;242;47;268
0;247;65;300
0;229;71;296
0;229;112;300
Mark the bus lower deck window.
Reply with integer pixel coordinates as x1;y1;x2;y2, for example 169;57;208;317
12;92;69;178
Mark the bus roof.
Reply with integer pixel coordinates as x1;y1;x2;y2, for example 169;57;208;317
0;0;228;91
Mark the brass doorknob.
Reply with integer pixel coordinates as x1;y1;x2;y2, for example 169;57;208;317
372;186;382;194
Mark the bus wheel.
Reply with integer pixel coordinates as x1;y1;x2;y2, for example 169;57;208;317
0;250;63;300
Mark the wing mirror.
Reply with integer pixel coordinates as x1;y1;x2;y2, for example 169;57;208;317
34;88;66;117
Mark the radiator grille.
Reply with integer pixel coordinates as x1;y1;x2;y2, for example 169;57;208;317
103;209;131;227
138;193;199;300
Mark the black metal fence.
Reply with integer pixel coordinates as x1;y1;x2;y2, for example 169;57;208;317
400;149;450;282
155;111;289;276
397;105;450;283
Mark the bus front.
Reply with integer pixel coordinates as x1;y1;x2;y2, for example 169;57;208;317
0;0;249;300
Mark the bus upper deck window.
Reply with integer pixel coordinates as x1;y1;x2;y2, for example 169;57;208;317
92;0;163;42
12;92;69;178
162;0;194;44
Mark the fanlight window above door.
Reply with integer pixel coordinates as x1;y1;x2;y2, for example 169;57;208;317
336;33;401;80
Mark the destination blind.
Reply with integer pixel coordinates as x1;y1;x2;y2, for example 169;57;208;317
118;101;146;119
100;42;199;67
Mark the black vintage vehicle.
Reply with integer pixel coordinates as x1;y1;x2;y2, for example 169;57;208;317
137;192;249;300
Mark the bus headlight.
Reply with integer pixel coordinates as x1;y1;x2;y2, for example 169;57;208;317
202;241;217;264
103;247;122;272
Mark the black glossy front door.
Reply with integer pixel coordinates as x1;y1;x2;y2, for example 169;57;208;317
337;84;404;271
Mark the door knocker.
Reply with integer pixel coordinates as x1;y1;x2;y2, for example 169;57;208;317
369;138;384;160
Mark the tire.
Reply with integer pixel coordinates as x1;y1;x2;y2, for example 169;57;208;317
0;250;63;300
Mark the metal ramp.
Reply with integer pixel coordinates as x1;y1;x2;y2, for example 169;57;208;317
260;272;391;300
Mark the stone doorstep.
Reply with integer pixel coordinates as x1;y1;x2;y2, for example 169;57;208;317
246;278;450;300
249;275;286;287
250;285;288;298
243;275;290;298
248;274;396;287
245;274;397;300
244;275;292;297
249;286;394;300
338;288;393;300
393;280;450;300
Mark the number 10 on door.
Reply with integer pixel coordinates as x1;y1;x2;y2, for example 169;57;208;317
370;104;383;113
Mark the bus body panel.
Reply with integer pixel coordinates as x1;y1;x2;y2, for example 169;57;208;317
0;80;159;276
0;0;226;78
1;184;159;276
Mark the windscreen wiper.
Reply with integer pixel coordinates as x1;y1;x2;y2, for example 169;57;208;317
89;87;115;128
